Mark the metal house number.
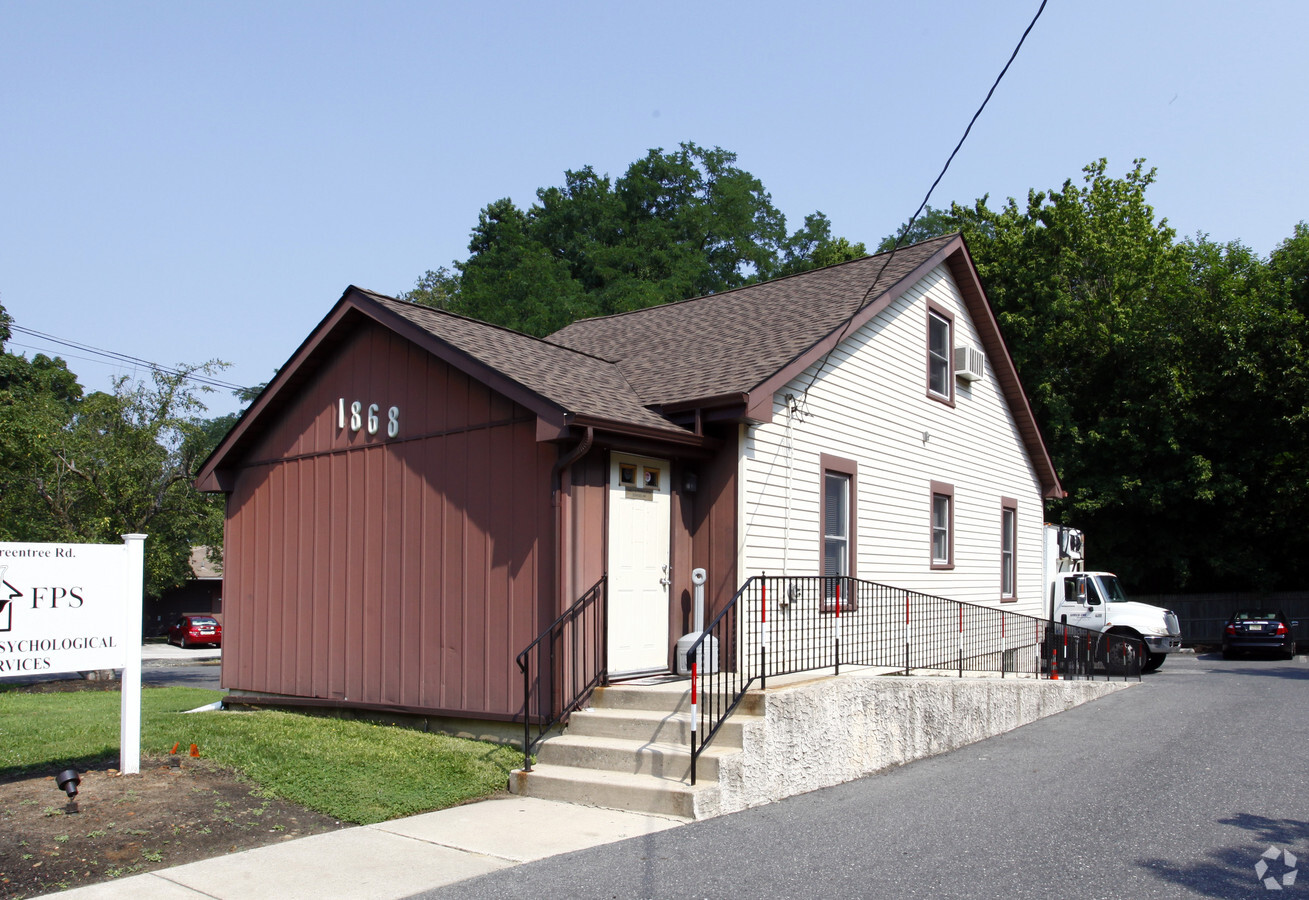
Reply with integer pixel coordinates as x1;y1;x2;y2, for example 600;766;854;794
338;398;400;438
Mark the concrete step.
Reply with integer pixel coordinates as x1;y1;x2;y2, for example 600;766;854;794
566;707;756;746
535;733;733;782
508;763;719;819
594;682;765;716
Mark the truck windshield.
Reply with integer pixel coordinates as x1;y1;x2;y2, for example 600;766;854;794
1095;575;1130;603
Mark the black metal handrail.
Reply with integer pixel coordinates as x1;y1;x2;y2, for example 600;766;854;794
685;575;1143;784
516;575;607;772
683;577;753;784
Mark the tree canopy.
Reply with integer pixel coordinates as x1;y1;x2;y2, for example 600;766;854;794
0;305;229;599
412;149;1307;593
407;143;865;335
881;162;1309;592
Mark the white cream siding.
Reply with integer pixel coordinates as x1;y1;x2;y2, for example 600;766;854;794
741;263;1046;619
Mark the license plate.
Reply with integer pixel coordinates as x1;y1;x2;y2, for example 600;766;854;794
1246;624;1265;632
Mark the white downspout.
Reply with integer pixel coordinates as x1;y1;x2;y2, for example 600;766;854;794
784;394;794;574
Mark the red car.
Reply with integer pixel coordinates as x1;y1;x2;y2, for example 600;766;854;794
169;614;222;649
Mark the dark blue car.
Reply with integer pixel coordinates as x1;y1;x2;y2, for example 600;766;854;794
1221;609;1295;660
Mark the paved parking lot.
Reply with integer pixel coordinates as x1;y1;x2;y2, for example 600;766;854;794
414;652;1309;900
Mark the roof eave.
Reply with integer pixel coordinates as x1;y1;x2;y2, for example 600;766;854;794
566;413;715;449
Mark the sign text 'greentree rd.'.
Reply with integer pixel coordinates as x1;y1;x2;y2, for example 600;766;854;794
0;542;132;674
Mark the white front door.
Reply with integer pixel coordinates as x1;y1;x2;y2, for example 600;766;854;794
607;455;672;675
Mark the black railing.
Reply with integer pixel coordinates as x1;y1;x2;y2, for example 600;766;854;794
1041;617;1144;681
685;575;1143;783
516;575;607;773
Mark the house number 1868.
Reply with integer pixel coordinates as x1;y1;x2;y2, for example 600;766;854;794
338;399;400;438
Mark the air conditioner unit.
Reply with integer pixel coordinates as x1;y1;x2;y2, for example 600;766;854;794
954;345;986;382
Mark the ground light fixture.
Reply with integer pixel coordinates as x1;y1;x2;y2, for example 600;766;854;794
56;768;80;798
56;768;81;814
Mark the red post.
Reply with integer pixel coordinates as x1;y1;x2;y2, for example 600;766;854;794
689;660;698;784
904;592;911;675
958;605;964;677
760;578;768;689
834;580;842;674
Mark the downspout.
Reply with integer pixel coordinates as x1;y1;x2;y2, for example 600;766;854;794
784;395;794;573
552;426;594;614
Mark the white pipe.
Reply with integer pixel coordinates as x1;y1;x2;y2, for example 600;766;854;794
692;567;707;634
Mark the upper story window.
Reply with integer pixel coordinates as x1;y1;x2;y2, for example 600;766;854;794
926;303;955;405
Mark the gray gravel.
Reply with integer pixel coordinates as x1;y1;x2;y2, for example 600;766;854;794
411;653;1308;899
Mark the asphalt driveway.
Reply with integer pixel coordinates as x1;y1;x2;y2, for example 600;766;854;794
413;652;1308;900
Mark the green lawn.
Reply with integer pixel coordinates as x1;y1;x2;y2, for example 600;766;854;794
0;687;520;824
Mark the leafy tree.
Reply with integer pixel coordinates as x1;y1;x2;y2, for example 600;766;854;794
775;213;868;278
32;366;230;597
405;266;461;313
453;197;595;335
407;143;863;335
944;161;1309;591
0;306;85;543
875;205;958;253
0;307;229;598
1269;221;1309;316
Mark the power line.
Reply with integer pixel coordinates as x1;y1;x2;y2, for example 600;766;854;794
802;0;1048;401
7;324;253;393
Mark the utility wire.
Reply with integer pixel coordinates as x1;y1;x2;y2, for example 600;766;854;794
7;324;253;393
801;0;1048;401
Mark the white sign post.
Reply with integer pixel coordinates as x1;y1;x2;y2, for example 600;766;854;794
0;535;147;774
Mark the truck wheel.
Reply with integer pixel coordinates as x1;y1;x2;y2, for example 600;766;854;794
1103;634;1142;676
1141;652;1165;673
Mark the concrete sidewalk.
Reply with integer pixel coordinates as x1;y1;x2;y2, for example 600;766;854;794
44;796;687;899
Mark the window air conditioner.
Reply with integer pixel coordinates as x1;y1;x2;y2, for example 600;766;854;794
954;345;986;382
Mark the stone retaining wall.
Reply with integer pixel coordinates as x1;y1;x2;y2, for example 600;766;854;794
713;673;1132;815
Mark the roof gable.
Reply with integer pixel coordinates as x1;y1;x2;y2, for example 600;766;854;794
196;287;696;492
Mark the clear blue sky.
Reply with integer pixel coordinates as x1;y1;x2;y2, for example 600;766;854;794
3;1;1305;418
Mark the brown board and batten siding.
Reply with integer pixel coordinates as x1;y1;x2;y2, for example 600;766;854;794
222;321;554;720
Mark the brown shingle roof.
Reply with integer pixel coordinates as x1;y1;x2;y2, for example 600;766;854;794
198;233;1060;498
546;234;957;407
358;290;687;434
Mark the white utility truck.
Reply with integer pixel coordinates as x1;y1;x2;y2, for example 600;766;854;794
1044;524;1182;673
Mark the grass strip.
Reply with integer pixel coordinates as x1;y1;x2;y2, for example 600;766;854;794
0;687;519;824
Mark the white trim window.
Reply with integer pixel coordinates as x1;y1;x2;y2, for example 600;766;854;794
820;454;858;613
927;309;953;401
930;480;954;569
1001;498;1017;600
823;472;850;578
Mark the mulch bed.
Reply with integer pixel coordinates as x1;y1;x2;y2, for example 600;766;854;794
0;678;345;899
